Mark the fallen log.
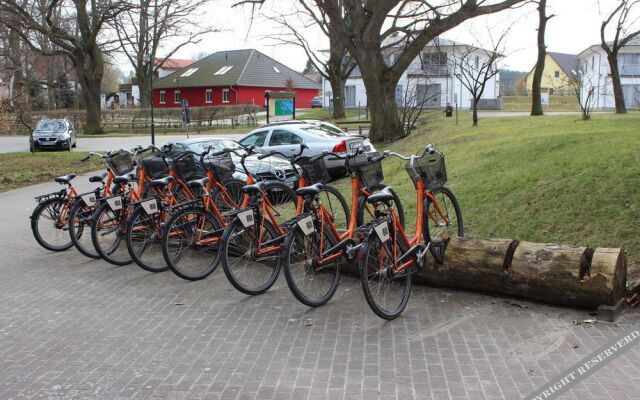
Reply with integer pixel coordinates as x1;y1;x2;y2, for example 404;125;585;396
341;237;626;314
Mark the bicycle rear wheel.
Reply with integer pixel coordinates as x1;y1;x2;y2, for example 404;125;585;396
162;206;222;280
282;225;341;307
317;185;350;234
262;181;297;225
359;228;411;320
31;197;73;252
424;187;463;263
221;218;281;295
126;205;168;273
91;202;133;266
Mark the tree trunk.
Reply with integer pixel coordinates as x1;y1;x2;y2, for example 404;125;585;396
137;70;151;108
531;0;548;116
329;75;346;120
74;48;105;134
359;65;403;142
607;53;627;114
472;99;479;126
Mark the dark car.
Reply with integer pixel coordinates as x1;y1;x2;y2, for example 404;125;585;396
311;96;323;108
30;119;77;152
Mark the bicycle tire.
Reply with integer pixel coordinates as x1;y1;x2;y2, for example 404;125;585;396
90;201;133;266
126;204;169;273
220;217;281;295
30;197;73;252
317;185;350;234
423;186;464;264
261;181;297;225
162;206;223;281
359;226;411;320
68;198;100;259
282;224;341;307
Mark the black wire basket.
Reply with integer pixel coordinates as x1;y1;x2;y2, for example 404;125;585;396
203;152;236;181
172;153;203;181
296;156;330;184
406;152;447;189
105;150;134;176
140;153;171;179
350;152;384;188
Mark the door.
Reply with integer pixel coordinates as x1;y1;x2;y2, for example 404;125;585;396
267;129;304;156
345;85;356;108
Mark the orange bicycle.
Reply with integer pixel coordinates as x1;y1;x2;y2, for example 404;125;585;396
358;145;463;319
279;148;404;307
219;144;351;295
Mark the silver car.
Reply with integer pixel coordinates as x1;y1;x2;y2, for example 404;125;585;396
239;123;376;176
172;138;299;188
30;119;77;152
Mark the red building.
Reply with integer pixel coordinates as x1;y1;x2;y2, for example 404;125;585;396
152;49;320;108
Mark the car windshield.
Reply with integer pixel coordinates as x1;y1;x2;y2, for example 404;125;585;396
187;140;244;153
302;126;346;138
35;120;66;133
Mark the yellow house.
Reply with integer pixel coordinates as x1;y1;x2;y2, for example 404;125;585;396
526;52;578;94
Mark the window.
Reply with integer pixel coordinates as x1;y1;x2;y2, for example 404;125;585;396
159;91;166;104
174;90;181;104
592;56;595;69
214;65;234;75
180;67;199;77
269;130;303;146
475;56;480;69
554;70;560;78
272;66;280;73
222;88;229;103
205;89;212;103
239;131;268;147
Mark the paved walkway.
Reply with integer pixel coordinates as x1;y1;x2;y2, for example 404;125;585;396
0;177;639;399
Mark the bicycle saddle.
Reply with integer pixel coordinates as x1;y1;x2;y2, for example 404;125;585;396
88;172;108;183
148;176;174;188
367;186;395;204
242;181;268;194
55;174;77;184
113;172;136;185
187;177;209;189
296;183;325;197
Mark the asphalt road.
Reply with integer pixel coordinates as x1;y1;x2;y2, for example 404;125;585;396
0;133;243;154
0;176;638;399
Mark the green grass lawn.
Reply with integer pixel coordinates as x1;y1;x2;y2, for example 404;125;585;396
333;112;640;278
502;95;580;112
0;152;103;192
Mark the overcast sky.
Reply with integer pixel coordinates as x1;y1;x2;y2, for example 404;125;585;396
149;0;616;74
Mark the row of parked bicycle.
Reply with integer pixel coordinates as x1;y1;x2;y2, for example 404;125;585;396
29;142;463;319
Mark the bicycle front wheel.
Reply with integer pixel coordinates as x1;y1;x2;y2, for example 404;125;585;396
282;225;341;307
91;202;133;266
221;217;281;295
162;206;222;281
68;199;100;259
31;197;73;252
126;205;168;273
359;231;411;320
317;185;350;234
424;186;463;263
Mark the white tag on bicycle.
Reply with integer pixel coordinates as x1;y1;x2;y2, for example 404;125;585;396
81;193;96;207
238;210;254;227
141;199;158;215
374;221;390;243
298;215;314;236
106;196;123;211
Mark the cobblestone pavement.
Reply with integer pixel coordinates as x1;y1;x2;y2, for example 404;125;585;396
1;179;639;400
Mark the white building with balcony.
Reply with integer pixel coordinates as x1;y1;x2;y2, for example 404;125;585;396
577;39;640;110
321;38;500;109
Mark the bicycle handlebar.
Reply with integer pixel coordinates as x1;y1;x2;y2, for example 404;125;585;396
384;145;438;161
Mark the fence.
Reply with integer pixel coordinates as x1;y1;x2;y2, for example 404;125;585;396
500;88;575;97
1;104;263;135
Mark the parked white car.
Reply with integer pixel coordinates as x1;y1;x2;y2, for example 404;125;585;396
239;123;376;176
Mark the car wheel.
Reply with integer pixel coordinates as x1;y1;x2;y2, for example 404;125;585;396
30;143;36;153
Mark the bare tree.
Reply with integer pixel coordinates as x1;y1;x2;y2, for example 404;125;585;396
600;0;640;114
0;0;132;134
112;0;216;108
452;30;507;126
554;61;603;120
236;0;528;143
531;0;554;116
264;4;355;119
